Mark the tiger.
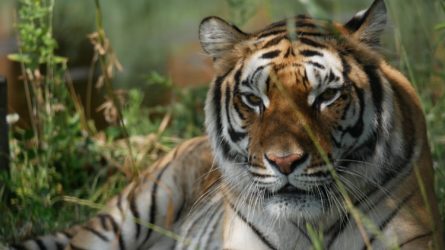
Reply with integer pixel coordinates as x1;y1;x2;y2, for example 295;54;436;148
8;0;444;249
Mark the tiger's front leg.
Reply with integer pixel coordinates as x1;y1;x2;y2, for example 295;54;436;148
12;137;214;250
66;137;213;250
67;166;180;250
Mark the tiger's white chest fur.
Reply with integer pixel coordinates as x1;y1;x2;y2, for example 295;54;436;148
173;183;409;250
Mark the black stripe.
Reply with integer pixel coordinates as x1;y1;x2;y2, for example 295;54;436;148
213;69;241;161
398;232;432;247
264;15;313;26
248;65;267;86
300;49;323;57
214;70;232;138
225;85;246;143
115;197;127;250
70;243;89;250
261;50;281;59
220;138;239;160
258;29;285;39
378;192;415;230
343;132;377;166
307;61;325;69
299;37;326;49
326;171;394;249
302;67;310;87
364;192;415;249
351;183;382;208
128;189;141;239
352;79;415;177
61;230;74;238
340;95;352;120
140;163;172;246
262;35;287;48
345;85;364;138
373;87;415;189
228;128;246;143
247;162;267;170
327;70;337;82
250;171;275;178
291;222;312;243
363;65;383;118
97;214;109;230
266;20;287;29
10;244;27;250
297;14;310;19
197;203;221;246
233;67;245;124
330;134;341;148
233;67;243;97
326;213;350;245
228;203;278;250
98;213;119;233
328;152;413;248
266;76;271;93
233;101;246;120
83;225;109;241
297;31;325;37
56;242;65;250
35;238;47;250
182;203;216;240
284;47;295;58
204;209;224;249
340;56;351;78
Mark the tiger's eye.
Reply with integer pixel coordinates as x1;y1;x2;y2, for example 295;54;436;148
245;94;263;106
318;88;339;103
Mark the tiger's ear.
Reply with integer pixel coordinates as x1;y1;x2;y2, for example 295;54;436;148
344;0;387;47
199;16;248;60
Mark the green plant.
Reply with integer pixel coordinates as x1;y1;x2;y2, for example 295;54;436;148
430;0;445;230
226;0;258;26
0;0;112;241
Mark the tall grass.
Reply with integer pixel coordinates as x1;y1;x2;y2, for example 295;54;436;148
0;0;209;243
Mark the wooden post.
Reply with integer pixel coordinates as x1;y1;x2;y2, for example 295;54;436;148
0;76;9;170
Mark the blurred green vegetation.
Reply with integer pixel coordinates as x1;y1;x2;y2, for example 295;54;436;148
0;0;444;245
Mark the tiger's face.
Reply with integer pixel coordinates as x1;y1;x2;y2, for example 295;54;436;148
201;0;393;222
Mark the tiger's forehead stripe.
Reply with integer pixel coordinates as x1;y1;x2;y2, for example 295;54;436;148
235;33;346;94
257;15;327;39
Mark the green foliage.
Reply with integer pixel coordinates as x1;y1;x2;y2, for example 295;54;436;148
226;0;258;26
116;71;205;139
169;86;207;137
9;0;58;67
0;0;108;241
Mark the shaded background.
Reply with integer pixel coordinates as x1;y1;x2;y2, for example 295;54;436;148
1;0;444;122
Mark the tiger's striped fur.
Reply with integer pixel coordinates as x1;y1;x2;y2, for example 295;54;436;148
10;0;443;249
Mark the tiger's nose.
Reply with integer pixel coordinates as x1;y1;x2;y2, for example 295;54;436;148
265;152;309;175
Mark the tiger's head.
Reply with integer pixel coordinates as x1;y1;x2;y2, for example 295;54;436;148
201;0;403;222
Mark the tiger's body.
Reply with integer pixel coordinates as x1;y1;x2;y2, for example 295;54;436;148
11;0;443;249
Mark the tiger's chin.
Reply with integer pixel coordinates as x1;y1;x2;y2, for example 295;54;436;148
263;190;331;222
